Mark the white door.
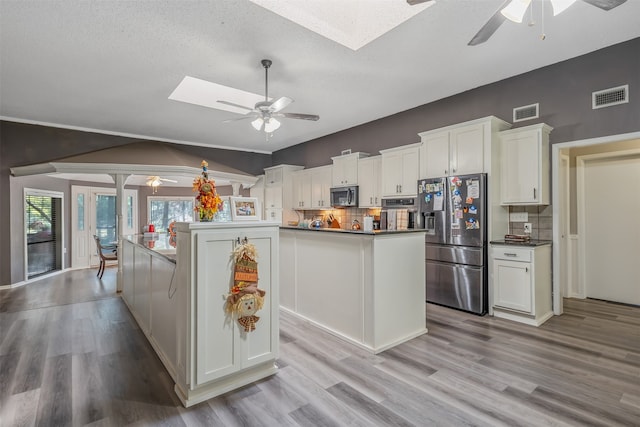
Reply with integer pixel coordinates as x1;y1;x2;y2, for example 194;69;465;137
580;153;640;305
71;186;91;268
72;186;137;268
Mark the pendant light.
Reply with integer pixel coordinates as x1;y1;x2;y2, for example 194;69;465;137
550;0;576;15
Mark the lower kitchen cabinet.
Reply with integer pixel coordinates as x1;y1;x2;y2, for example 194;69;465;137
122;222;280;408
490;243;552;326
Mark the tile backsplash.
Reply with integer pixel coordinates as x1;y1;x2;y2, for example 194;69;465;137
299;208;381;230
509;205;552;240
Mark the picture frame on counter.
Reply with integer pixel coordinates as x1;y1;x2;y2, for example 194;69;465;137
230;196;261;221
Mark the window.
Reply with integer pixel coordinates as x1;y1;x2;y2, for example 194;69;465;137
25;190;63;279
148;196;195;232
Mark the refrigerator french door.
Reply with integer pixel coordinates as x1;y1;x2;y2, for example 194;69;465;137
418;174;487;315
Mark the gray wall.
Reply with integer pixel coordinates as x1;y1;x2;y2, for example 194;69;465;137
0;122;270;285
273;38;640;167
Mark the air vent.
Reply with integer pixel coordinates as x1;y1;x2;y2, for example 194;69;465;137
592;85;628;109
513;103;539;123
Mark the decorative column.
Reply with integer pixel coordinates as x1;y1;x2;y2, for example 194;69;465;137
110;173;130;293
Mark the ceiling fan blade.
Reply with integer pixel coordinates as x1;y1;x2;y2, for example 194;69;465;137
223;115;258;123
269;96;293;113
468;0;510;46
580;0;627;10
216;100;254;112
160;178;178;183
279;112;320;121
406;0;431;5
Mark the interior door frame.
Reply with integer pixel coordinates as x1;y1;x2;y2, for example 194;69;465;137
577;148;640;302
551;131;640;315
71;185;138;268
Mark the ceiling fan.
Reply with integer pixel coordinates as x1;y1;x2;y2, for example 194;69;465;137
406;0;627;46
468;0;627;45
218;59;319;134
146;176;177;193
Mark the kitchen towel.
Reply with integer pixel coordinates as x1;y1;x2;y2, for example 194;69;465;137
397;209;408;230
387;209;397;230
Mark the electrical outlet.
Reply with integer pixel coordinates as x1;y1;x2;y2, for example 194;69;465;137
524;223;532;234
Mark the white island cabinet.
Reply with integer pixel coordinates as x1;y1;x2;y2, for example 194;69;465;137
122;221;280;407
280;227;427;353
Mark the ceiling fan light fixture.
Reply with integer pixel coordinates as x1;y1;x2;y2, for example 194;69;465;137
501;0;532;23
550;0;577;15
264;118;281;133
251;117;264;131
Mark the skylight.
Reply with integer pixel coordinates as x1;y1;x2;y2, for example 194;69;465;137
168;76;267;114
249;0;435;51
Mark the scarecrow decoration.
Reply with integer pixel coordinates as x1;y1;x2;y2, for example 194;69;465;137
225;238;265;332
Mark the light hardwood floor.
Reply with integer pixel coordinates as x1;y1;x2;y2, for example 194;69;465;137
1;267;639;426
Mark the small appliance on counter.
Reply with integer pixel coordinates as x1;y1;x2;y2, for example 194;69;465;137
380;197;419;230
330;185;358;208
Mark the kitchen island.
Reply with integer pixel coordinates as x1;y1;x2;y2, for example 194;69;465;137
280;226;427;353
121;221;280;407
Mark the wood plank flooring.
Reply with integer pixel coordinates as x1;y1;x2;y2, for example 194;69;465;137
1;268;639;426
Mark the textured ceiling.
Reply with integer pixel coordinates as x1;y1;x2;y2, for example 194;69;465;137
1;0;639;154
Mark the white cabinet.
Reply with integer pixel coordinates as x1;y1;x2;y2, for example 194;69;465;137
419;121;487;178
175;222;279;406
122;241;178;380
293;166;332;210
491;243;552;326
380;143;420;197
358;156;382;207
499;123;552;205
292;169;312;209
262;164;303;224
310;166;332;209
193;229;276;385
331;152;368;186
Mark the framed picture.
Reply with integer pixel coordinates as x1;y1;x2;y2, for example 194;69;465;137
230;197;261;221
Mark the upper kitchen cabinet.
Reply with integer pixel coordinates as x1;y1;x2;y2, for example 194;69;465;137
358;156;382;208
293;166;332;210
331;152;369;187
310;166;332;209
499;123;552;205
419;117;511;178
263;164;303;224
380;143;421;197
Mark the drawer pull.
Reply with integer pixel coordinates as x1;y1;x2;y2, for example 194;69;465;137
504;253;518;257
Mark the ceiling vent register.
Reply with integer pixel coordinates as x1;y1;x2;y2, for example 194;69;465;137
592;85;629;109
513;103;539;123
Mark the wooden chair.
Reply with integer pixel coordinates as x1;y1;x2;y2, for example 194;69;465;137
94;235;117;279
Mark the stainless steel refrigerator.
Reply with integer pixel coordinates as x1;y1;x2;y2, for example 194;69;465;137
418;174;487;314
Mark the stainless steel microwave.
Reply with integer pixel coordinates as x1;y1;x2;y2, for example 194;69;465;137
330;186;358;208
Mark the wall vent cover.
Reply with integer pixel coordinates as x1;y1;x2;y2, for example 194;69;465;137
592;85;629;109
513;103;539;122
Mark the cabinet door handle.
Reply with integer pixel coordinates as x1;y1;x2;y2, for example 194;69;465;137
452;168;456;173
375;197;378;204
533;188;537;199
370;197;373;204
525;267;529;273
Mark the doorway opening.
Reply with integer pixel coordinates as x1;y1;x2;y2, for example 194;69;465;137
552;131;640;314
25;189;64;279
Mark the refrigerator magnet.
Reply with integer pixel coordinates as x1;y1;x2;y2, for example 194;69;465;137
466;197;474;204
455;209;463;219
469;205;478;214
465;218;479;230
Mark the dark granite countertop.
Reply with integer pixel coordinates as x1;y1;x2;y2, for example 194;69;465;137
280;226;426;236
490;239;552;247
